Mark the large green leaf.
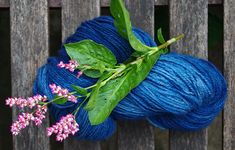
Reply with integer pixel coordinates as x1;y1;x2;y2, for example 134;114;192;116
87;50;166;125
110;0;157;52
65;40;117;78
85;72;113;110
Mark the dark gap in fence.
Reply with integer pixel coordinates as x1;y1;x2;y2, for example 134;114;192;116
101;7;111;16
49;8;62;56
155;5;169;44
49;8;63;150
0;8;12;150
154;5;169;150
208;4;223;150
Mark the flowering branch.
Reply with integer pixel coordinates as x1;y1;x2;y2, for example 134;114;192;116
5;80;85;141
5;0;185;142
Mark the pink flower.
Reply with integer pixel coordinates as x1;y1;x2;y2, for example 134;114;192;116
49;84;78;103
33;105;48;126
67;95;77;103
11;113;34;135
5;95;47;108
28;95;47;108
77;71;83;78
47;114;79;142
57;61;66;68
57;60;79;72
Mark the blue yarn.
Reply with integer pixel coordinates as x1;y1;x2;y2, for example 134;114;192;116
33;16;227;140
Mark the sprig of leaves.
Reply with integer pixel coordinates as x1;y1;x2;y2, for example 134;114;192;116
65;40;117;78
110;0;159;53
63;0;184;125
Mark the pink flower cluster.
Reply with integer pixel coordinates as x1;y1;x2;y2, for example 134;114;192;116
57;60;83;78
33;105;48;126
57;60;79;72
49;84;77;103
11;113;33;135
5;95;47;108
11;106;47;135
6;83;81;140
47;114;79;142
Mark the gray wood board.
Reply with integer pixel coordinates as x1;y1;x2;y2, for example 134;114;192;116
0;0;223;8
101;0;222;7
169;0;208;149
62;0;101;149
0;0;8;7
223;0;235;150
10;0;50;150
117;0;155;149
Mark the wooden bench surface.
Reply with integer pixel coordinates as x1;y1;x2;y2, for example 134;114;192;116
0;0;234;150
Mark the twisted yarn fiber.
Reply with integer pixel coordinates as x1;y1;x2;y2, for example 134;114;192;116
33;16;227;140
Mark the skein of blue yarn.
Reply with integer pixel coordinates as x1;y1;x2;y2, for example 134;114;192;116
33;16;227;140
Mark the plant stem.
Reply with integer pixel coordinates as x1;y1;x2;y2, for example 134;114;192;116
130;34;184;65
73;95;90;116
73;34;185;115
85;84;97;90
151;34;184;54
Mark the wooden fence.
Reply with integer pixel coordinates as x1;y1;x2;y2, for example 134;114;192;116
0;0;234;150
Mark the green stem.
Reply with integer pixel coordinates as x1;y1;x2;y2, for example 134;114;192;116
73;94;90;116
85;84;97;90
72;34;184;115
130;34;184;65
151;34;184;54
100;66;126;86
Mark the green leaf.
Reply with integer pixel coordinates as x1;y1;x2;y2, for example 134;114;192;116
131;52;143;58
157;28;166;44
85;72;113;110
110;0;157;52
53;96;68;105
65;40;117;78
72;85;88;96
85;82;102;111
87;50;167;125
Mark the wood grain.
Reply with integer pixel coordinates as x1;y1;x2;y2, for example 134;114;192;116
117;0;155;149
0;0;223;8
61;0;101;149
49;0;61;8
62;0;100;41
0;0;9;7
223;0;235;150
101;0;222;7
169;0;208;150
10;0;49;150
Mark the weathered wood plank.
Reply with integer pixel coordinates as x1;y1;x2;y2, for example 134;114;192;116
100;0;222;6
209;0;222;4
10;0;50;150
101;0;168;6
0;0;9;7
223;0;235;150
61;0;101;149
169;0;208;150
118;0;155;150
62;0;100;41
0;0;223;8
49;0;61;8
